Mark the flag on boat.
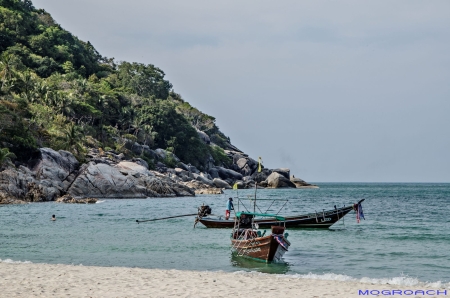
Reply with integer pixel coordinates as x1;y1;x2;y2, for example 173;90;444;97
258;157;262;173
356;202;365;223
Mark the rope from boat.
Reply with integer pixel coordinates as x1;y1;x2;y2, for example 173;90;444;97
264;200;276;213
237;198;250;212
275;200;289;216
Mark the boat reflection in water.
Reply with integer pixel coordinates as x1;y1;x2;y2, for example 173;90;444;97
230;252;290;274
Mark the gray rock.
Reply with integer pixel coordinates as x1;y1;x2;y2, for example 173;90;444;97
240;164;252;176
18;148;80;201
236;158;248;169
213;178;232;189
216;166;243;180
265;172;296;188
200;172;213;181
142;146;158;159
196;129;211;144
196;175;214;187
233;154;246;164
175;168;189;177
132;158;149;169
234;181;245;189
251;168;272;183
68;162;194;198
0;147;197;202
131;142;144;155
272;168;290;179
187;165;200;174
155;148;167;160
224;178;234;185
290;176;318;188
178;162;190;171
208;168;220;179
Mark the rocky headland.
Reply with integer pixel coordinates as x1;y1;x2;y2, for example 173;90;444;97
0;144;317;204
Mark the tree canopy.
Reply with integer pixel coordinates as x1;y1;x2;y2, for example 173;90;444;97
0;0;232;169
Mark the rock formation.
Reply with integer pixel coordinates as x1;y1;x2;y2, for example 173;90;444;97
0;142;317;204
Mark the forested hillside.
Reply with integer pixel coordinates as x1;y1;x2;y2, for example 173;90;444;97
0;0;231;169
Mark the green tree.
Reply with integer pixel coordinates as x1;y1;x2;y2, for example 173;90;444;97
117;62;172;99
0;147;16;167
63;123;84;155
138;100;209;168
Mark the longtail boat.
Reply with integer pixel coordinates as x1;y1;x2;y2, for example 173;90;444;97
231;212;290;263
196;199;365;229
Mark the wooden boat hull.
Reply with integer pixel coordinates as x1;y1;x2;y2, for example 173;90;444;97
200;205;354;229
231;234;290;263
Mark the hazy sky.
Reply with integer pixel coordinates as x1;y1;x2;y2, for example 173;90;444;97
32;0;450;182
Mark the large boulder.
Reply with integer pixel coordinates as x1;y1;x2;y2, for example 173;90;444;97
235;157;258;174
236;158;247;169
196;175;214;187
67;161;194;198
31;148;79;181
208;168;220;179
265;172;296;188
0;148;80;202
251;168;272;183
240;164;252;176
290;176;319;188
142;146;158;160
155;148;167;160
213;178;232;189
131;142;144;155
272;168;290;179
215;166;243;180
155;149;181;163
196;129;211;144
131;158;149;169
117;161;151;177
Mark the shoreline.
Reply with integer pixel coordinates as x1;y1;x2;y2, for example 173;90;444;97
0;262;447;298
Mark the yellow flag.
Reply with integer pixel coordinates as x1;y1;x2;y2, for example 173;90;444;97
258;157;262;173
233;183;238;190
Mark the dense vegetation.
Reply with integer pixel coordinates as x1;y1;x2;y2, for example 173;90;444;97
0;0;231;169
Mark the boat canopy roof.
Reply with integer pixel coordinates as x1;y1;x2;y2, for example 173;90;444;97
236;212;285;221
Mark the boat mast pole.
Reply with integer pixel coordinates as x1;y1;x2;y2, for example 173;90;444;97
254;182;257;213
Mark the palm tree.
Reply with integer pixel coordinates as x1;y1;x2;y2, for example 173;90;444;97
64;123;84;154
0;53;18;92
0;148;16;168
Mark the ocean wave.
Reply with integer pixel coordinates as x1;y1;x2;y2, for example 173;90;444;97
233;271;450;288
0;258;32;264
96;200;106;204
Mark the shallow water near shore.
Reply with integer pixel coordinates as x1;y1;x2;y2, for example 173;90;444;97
1;183;449;285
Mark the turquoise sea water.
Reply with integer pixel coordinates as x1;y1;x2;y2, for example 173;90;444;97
1;183;449;286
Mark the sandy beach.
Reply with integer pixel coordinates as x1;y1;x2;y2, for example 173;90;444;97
0;262;447;298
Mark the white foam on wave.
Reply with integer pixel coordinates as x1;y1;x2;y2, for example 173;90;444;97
96;200;106;204
0;258;32;264
234;271;450;288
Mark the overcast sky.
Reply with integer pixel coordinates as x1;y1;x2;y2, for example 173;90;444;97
32;0;450;182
